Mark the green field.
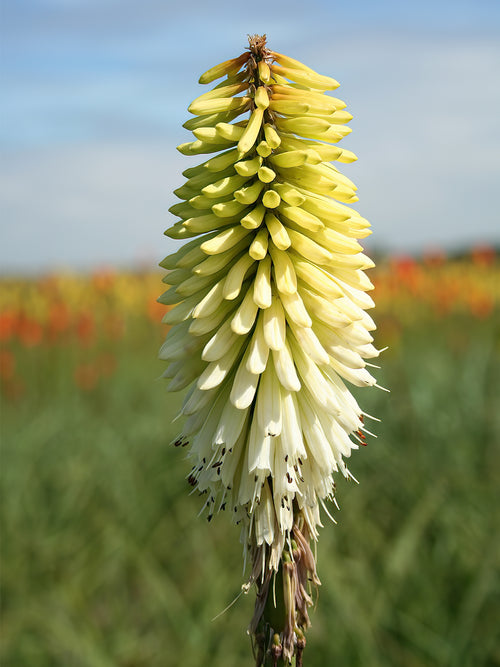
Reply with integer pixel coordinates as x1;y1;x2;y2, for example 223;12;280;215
1;289;500;666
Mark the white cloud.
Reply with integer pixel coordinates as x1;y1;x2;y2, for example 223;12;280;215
0;140;185;273
1;30;499;273
307;32;500;252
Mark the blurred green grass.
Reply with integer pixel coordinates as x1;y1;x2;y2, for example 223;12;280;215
1;311;500;666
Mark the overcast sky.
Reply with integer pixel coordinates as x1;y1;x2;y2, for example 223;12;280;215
1;0;499;273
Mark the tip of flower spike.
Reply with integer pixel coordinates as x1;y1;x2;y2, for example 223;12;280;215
247;34;268;55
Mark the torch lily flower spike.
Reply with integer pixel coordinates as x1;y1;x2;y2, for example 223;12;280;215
159;34;381;665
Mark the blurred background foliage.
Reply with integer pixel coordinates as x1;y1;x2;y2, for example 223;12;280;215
1;249;499;666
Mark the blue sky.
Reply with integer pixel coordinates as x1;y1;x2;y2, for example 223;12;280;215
1;0;499;272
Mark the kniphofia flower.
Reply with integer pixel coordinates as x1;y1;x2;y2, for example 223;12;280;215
159;35;381;665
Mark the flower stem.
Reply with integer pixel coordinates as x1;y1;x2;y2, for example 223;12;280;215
253;529;312;666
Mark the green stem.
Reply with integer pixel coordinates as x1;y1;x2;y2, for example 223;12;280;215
263;656;296;667
256;560;296;667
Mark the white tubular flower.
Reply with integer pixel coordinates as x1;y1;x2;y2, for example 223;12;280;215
159;34;381;665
